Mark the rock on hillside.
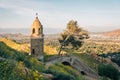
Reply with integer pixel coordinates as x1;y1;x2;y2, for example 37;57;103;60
104;29;120;37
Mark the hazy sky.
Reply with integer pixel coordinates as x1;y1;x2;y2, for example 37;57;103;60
0;0;120;32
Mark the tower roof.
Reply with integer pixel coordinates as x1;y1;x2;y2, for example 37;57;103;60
32;13;42;28
31;13;43;37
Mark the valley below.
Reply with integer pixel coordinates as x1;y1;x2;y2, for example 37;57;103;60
0;32;120;80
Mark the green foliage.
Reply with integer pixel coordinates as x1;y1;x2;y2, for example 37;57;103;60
0;59;29;80
0;42;16;59
59;20;89;51
67;20;83;34
108;52;120;66
73;53;99;71
98;64;120;80
31;70;45;80
26;57;45;72
0;41;46;80
0;59;15;80
44;54;55;62
45;63;87;80
53;73;75;80
77;41;120;54
0;59;46;80
101;77;111;80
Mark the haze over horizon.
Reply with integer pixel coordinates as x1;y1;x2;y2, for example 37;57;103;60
0;0;120;33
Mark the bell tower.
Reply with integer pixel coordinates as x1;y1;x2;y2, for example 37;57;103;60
30;13;44;61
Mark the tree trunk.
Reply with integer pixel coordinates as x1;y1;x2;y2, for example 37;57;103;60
58;34;71;57
58;45;63;57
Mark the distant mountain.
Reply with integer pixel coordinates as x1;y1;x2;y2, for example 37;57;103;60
0;28;63;34
104;29;120;37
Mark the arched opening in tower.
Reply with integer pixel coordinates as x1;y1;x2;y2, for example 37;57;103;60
32;28;35;34
62;61;71;66
38;28;40;34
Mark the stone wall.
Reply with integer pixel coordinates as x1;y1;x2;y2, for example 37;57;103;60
30;37;44;59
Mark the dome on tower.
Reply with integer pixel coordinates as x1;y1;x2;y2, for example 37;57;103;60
31;13;43;37
32;16;42;28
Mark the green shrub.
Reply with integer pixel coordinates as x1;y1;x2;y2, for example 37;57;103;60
0;42;46;80
45;63;87;80
0;59;24;80
0;42;15;59
98;64;120;80
45;69;75;80
53;73;75;80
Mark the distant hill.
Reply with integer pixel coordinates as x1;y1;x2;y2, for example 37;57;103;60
0;28;62;34
104;29;120;37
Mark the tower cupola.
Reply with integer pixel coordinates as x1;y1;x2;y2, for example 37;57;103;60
31;13;43;37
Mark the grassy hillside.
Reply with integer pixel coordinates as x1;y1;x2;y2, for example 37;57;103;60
0;41;47;80
0;38;30;53
45;63;87;80
44;45;58;55
0;38;119;80
0;38;89;80
0;38;58;55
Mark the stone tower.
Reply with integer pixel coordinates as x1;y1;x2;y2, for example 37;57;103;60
30;13;44;61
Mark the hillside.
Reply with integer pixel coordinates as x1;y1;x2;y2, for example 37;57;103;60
0;41;47;80
104;29;120;37
0;38;30;53
0;38;89;80
0;38;120;80
0;38;58;55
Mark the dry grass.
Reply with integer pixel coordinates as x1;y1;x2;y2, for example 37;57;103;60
0;38;30;53
0;38;58;55
44;45;58;55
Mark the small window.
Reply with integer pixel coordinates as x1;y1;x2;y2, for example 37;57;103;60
39;28;40;34
32;49;35;54
32;28;35;34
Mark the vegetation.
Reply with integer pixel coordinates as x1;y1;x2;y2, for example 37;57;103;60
0;38;30;53
44;45;58;55
45;63;87;80
75;40;120;68
72;51;120;80
104;52;120;66
77;40;120;54
58;20;89;55
73;53;99;71
0;39;89;80
1;22;120;80
0;41;47;80
98;64;120;80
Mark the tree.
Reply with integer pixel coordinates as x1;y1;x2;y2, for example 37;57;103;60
58;20;89;55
